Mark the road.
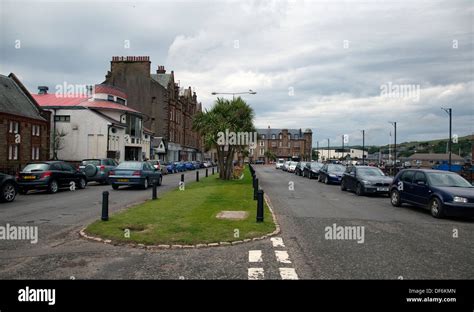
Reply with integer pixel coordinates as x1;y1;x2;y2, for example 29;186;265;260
0;165;472;279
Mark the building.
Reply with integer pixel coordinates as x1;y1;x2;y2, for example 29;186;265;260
32;84;152;163
251;127;312;163
316;148;368;162
408;153;464;168
103;56;202;162
0;73;51;174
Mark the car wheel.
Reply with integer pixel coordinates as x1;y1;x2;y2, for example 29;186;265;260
48;180;59;194
390;190;401;207
142;178;149;189
430;197;444;218
340;180;347;191
78;178;87;189
1;182;17;202
355;183;364;196
324;176;329;184
112;184;119;190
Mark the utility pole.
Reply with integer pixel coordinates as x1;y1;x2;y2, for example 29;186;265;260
317;141;319;161
441;108;452;171
389;122;397;170
361;130;365;165
341;135;344;161
327;138;330;162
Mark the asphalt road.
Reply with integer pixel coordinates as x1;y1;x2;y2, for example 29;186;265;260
0;165;472;279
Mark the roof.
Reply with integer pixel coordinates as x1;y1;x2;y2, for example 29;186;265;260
0;73;47;121
94;84;127;99
257;128;303;137
33;94;140;114
151;73;171;89
408;153;464;161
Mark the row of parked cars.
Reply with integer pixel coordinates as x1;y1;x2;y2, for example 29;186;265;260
276;159;474;219
0;158;216;203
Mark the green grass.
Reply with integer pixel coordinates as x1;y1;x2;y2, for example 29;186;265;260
85;166;275;245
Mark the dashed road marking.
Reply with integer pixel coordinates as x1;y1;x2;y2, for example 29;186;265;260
248;250;263;262
279;268;299;280
248;268;264;280
275;250;292;264
270;237;285;248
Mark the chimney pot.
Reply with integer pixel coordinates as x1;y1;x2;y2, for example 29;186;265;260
38;86;49;94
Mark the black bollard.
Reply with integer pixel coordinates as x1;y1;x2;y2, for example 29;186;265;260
196;171;199;182
206;168;208;177
101;191;109;221
181;174;184;183
256;189;264;222
212;167;215;175
152;180;158;200
253;178;258;200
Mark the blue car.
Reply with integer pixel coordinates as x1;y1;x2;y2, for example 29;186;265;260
166;162;176;173
318;164;346;184
109;161;162;190
184;162;195;170
389;169;474;218
174;162;186;172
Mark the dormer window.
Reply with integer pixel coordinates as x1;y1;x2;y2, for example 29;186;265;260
107;95;114;102
116;97;126;105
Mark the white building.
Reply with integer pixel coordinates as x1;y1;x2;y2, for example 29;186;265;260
33;84;152;163
317;148;368;162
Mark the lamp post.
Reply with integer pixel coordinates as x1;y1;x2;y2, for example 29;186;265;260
327;138;330;161
341;135;344;161
316;141;319;161
211;89;257;100
389;122;397;170
361;129;365;165
441;107;452;172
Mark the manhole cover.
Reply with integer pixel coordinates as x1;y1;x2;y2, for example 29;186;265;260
216;211;249;220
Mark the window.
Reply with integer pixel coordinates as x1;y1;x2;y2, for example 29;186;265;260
288;142;291;148
271;134;276;139
413;172;427;184
8;144;18;160
260;148;264;156
50;163;62;171
126;114;143;138
250;149;254;155
288;134;291;140
107;95;114;102
116;97;126;105
259;141;264;147
61;162;75;172
9;121;19;134
279;142;282;147
261;135;265;139
279;134;282;139
271;142;277;147
31;146;40;160
294;134;298;139
54;115;70;122
401;171;414;183
32;125;40;136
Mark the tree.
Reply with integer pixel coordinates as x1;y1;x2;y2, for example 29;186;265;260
264;150;276;162
193;97;255;180
52;129;68;160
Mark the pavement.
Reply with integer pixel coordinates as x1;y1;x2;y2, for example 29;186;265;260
0;165;472;279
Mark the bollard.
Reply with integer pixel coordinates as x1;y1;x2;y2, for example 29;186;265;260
253;178;259;200
212;167;215;175
181;174;184;183
196;171;199;182
152;179;158;200
206;168;208;177
101;191;109;221
256;189;264;222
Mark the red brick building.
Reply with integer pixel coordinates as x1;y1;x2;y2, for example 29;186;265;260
0;73;51;174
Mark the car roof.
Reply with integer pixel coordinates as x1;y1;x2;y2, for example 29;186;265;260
399;168;457;174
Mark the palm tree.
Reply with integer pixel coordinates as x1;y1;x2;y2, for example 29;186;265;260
193;97;255;180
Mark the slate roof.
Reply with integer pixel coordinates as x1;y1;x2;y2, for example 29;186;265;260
150;73;171;89
257;128;303;138
0;73;46;121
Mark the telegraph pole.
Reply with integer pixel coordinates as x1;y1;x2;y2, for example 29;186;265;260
362;130;365;165
441;108;452;171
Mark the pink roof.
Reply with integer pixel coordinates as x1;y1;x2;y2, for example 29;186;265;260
33;94;140;113
94;84;127;99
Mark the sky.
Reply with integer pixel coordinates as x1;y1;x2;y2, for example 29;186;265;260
1;0;473;148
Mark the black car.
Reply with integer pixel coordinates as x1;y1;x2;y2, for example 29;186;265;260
0;173;18;202
389;169;474;218
318;164;346;184
17;161;87;194
341;166;393;196
295;162;307;176
304;162;323;179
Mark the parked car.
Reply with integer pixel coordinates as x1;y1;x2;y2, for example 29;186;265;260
318;164;346;184
165;162;176;173
304;162;323;179
185;162;195;170
282;161;290;171
287;161;298;173
275;158;285;169
18;161;87;194
174;162;186;172
295;162;307;176
389;169;474;218
203;161;212;168
109;161;162;190
79;158;117;184
341;166;393;196
148;160;169;175
0;173;18;202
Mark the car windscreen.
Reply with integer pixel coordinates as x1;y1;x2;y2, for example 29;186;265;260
311;163;323;169
328;164;345;172
81;160;100;166
290;162;298;166
115;162;142;170
427;172;473;188
358;168;385;177
23;163;49;172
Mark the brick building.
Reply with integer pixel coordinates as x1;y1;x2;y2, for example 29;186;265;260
0;73;50;174
103;56;202;161
251;127;313;163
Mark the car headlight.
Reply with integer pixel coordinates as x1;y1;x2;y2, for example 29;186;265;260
361;180;372;185
329;174;336;177
453;196;468;203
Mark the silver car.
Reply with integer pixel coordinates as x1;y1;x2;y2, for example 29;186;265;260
79;158;118;184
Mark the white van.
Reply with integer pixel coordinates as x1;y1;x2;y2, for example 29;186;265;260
275;158;285;169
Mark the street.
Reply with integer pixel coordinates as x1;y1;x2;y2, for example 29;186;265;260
0;166;472;279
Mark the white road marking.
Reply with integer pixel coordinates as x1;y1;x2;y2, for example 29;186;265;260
248;268;264;280
248;250;263;262
279;268;299;280
270;237;285;248
275;250;291;264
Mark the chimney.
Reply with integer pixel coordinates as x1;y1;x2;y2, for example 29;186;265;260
38;86;49;94
157;65;166;74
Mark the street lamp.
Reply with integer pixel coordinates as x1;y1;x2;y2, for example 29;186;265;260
441;107;452;171
327;138;330;161
211;89;257;100
389;121;397;169
316;141;319;161
361;129;365;165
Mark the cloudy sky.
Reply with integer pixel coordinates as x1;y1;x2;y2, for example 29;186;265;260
1;0;473;147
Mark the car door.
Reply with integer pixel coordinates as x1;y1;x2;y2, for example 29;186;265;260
49;163;64;185
411;171;430;207
347;166;357;190
60;162;76;187
320;164;328;180
398;170;415;203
